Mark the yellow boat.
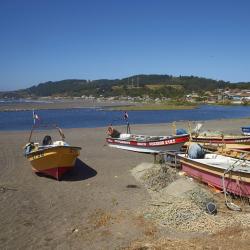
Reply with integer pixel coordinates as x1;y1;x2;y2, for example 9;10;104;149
24;126;81;180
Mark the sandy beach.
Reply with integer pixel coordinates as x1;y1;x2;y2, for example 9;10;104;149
1;119;250;249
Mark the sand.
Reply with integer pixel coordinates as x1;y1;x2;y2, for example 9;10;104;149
1;118;250;249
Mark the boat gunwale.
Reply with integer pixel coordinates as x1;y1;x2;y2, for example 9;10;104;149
25;145;82;157
178;154;250;177
107;133;189;143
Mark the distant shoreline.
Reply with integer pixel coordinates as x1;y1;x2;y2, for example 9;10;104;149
1;98;249;112
0;98;199;112
108;103;197;111
0;99;133;112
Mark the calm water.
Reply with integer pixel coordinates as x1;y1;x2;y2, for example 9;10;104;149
1;105;250;131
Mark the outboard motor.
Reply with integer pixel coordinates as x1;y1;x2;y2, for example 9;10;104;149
24;142;35;156
42;135;52;146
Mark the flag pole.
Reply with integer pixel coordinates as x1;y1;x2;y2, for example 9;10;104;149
28;125;35;142
126;121;131;134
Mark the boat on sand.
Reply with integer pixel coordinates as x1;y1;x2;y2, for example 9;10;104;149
191;123;250;150
24;125;81;180
178;146;250;198
106;126;189;154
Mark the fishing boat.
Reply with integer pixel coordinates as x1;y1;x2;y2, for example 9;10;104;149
178;148;250;198
191;133;250;145
24;125;81;180
195;142;250;152
106;126;189;153
216;147;250;160
241;126;250;135
191;123;250;149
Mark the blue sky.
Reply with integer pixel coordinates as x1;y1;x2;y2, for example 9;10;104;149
0;0;250;91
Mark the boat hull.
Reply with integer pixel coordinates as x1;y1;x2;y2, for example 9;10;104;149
179;155;250;197
26;146;81;180
196;143;250;151
191;135;250;145
106;135;189;153
32;166;73;180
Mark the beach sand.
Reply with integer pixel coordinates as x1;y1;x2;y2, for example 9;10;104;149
1;119;250;249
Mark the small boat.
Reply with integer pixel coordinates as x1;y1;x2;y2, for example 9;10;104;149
216;147;250;161
106;126;189;153
191;133;250;145
191;123;250;148
194;142;250;152
241;126;250;135
178;147;250;197
24;125;81;180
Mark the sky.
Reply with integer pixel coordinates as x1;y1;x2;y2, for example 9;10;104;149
0;0;250;91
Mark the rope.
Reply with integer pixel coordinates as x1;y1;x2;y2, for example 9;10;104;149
222;156;246;211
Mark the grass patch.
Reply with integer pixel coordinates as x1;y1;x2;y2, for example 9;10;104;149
111;103;197;111
112;85;123;90
145;84;183;90
145;84;164;90
89;209;113;229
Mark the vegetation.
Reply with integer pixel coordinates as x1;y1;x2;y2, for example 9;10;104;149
1;74;250;99
111;103;197;111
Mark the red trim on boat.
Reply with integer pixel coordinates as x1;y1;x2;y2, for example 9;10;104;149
106;135;189;147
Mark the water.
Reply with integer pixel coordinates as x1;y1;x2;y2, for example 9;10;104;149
1;105;250;131
0;98;53;104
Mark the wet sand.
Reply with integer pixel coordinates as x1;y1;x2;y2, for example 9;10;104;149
1;119;250;249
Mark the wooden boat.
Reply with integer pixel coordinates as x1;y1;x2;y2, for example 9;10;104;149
191;133;250;145
106;126;189;153
178;151;250;197
190;123;250;148
193;142;250;152
24;126;81;180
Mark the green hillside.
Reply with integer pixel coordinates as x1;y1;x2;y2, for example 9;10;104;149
1;74;250;99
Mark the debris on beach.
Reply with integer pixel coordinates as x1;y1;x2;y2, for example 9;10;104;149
141;164;179;191
185;187;215;211
131;162;250;234
0;184;18;193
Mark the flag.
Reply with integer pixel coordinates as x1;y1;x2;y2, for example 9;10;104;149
124;111;129;121
32;110;40;125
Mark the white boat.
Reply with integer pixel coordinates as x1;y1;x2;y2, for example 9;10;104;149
106;126;189;153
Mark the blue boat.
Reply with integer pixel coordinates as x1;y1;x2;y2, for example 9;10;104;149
242;126;250;135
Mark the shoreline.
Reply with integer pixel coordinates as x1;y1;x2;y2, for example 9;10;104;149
1;117;250;133
1;119;250;249
1;99;197;112
0;99;133;112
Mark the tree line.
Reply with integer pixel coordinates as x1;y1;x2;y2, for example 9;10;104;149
1;74;250;99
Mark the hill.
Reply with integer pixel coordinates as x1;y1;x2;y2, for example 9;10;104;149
1;74;250;99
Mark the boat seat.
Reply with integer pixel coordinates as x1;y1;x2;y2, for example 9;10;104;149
42;135;53;146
